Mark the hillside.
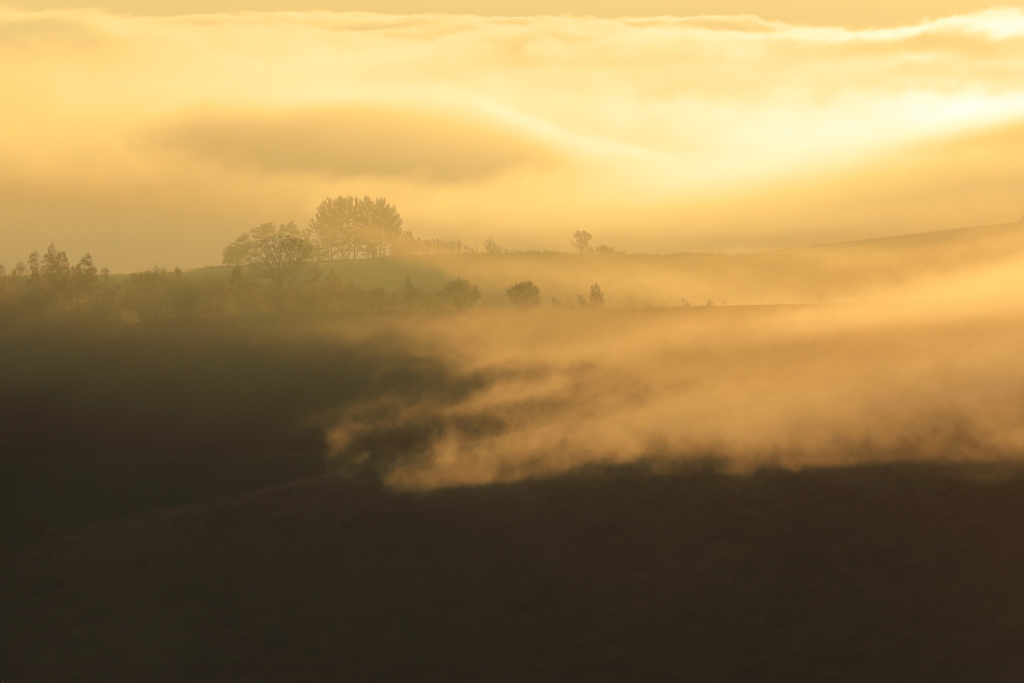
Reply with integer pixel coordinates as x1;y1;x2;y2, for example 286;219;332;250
191;217;1024;307
3;463;1024;682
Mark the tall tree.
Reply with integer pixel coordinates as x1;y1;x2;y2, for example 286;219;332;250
222;222;317;293
248;232;318;293
571;230;593;254
309;197;358;261
309;195;404;260
356;196;404;258
223;222;301;266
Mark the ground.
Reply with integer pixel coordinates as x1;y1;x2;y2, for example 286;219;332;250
2;460;1023;682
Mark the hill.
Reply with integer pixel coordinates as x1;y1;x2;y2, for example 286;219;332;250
3;462;1024;682
190;217;1024;307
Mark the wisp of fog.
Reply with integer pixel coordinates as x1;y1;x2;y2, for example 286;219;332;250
324;252;1024;489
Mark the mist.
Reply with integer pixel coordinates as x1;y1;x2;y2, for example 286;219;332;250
325;285;1024;489
8;3;1024;679
4;208;1024;487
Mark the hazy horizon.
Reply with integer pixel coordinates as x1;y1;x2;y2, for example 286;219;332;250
6;8;1024;676
3;3;1024;271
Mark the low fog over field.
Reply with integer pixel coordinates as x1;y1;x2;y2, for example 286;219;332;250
5;218;1024;488
5;3;1024;680
330;299;1024;489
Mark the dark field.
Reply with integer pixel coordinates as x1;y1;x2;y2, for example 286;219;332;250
3;462;1024;682
3;315;1024;681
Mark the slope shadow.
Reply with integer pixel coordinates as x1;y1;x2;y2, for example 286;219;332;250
2;460;1023;682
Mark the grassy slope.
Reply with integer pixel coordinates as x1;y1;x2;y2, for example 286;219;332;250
3;462;1024;682
6;221;1024;680
192;218;1024;307
0;318;468;547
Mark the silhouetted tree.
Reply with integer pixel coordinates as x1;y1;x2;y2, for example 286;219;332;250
309;195;403;260
505;280;540;309
223;222;302;266
221;222;318;294
249;232;318;293
308;197;357;261
437;277;481;311
484;237;505;254
356;196;404;258
575;283;605;308
4;240;495;320
571;230;593;253
1;244;105;315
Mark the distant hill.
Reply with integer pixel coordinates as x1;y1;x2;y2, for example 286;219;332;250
191;218;1024;307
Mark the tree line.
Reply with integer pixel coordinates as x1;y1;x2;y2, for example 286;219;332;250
0;197;632;322
0;245;616;323
222;196;622;273
0;244;485;322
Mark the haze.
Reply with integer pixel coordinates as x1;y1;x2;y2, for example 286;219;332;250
7;5;1024;678
3;2;1024;269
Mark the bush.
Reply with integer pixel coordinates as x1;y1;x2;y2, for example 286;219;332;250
505;280;540;309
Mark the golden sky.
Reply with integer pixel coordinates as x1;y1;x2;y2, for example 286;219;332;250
6;1;1013;26
2;2;1024;270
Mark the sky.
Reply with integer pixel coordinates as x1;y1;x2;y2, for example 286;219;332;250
2;1;1024;270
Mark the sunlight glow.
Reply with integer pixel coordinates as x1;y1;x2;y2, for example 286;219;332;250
2;6;1024;267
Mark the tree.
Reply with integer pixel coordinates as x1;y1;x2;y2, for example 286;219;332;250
309;195;404;260
222;221;318;292
505;280;540;309
223;222;300;266
576;283;605;308
309;197;357;261
248;232;318;292
72;254;98;290
571;230;593;253
356;196;404;258
41;243;71;289
483;237;504;254
436;278;481;311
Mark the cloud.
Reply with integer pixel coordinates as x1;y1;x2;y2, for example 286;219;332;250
4;7;1024;268
154;104;562;181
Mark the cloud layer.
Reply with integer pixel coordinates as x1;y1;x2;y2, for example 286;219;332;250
3;6;1024;268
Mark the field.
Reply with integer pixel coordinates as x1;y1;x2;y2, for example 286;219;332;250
8;4;1024;680
4;462;1024;682
188;216;1024;307
4;221;1024;681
